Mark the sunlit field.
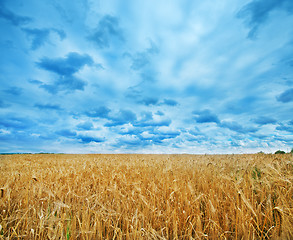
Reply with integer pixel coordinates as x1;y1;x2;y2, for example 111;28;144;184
0;154;292;239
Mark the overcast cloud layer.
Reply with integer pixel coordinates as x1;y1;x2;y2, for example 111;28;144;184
1;0;293;153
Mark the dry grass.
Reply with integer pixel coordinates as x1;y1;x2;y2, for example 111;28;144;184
0;153;293;239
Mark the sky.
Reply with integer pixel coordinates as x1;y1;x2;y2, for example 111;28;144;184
0;0;293;154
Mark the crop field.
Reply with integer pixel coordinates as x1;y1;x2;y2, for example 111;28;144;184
0;154;293;239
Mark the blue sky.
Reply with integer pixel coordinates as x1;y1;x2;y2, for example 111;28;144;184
1;0;293;154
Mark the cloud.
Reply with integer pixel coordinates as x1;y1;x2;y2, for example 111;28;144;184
155;111;164;116
105;110;137;127
118;127;144;136
276;88;293;103
51;28;66;40
125;87;159;106
55;129;77;137
4;87;22;96
85;106;111;118
0;100;9;108
161;99;178;106
76;121;93;130
220;121;258;134
192;110;220;124
253;116;277;125
117;128;180;147
0;3;32;26
28;79;43;85
37;52;93;76
78;135;104;143
133;118;172;128
237;0;293;39
40;75;87;93
22;28;66;50
22;28;50;50
113;136;150;149
224;96;259;114
34;103;62;110
276;123;293;133
88;15;124;49
36;52;94;93
138;97;159;106
0;116;34;130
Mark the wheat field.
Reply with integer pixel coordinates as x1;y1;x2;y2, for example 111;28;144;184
0;153;292;239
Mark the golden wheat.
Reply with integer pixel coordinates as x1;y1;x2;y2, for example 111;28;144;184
0;153;292;239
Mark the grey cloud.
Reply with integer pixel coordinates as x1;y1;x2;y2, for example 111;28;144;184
37;52;94;76
36;52;94;93
55;129;77;137
34;103;62;111
277;88;293;103
4;87;22;96
237;0;293;39
78;135;104;143
161;99;178;106
0;116;34;130
76;121;94;130
22;28;66;50
88;15;124;49
85;106;111;118
220;121;258;134
253;116;277;125
192;109;220;124
104;110;137;127
0;3;32;26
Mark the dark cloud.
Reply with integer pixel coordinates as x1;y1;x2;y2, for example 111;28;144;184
133;118;172;128
51;28;66;40
55;129;77;137
0;116;34;130
273;135;293;143
22;28;66;50
237;0;293;39
125;87;159;106
118;127;144;136
0;3;32;26
220;121;258;134
4;87;22;96
193;110;220;124
105;110;137;127
85;106;111;118
131;52;150;70
155;111;164;116
134;129;180;144
22;28;50;50
76;121;93;130
37;52;94;76
40;75;87;94
35;53;91;93
34;103;62;110
276;123;293;133
78;135;104;143
36;52;95;93
28;79;43;85
224;96;258;114
88;15;124;49
138;97;159;106
161;99;178;106
276;88;293;103
253;116;277;125
113;137;150;149
0;100;9;108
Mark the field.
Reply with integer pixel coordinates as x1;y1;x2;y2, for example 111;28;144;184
0;154;293;239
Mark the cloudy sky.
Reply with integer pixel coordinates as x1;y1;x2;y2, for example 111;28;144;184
0;0;293;154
